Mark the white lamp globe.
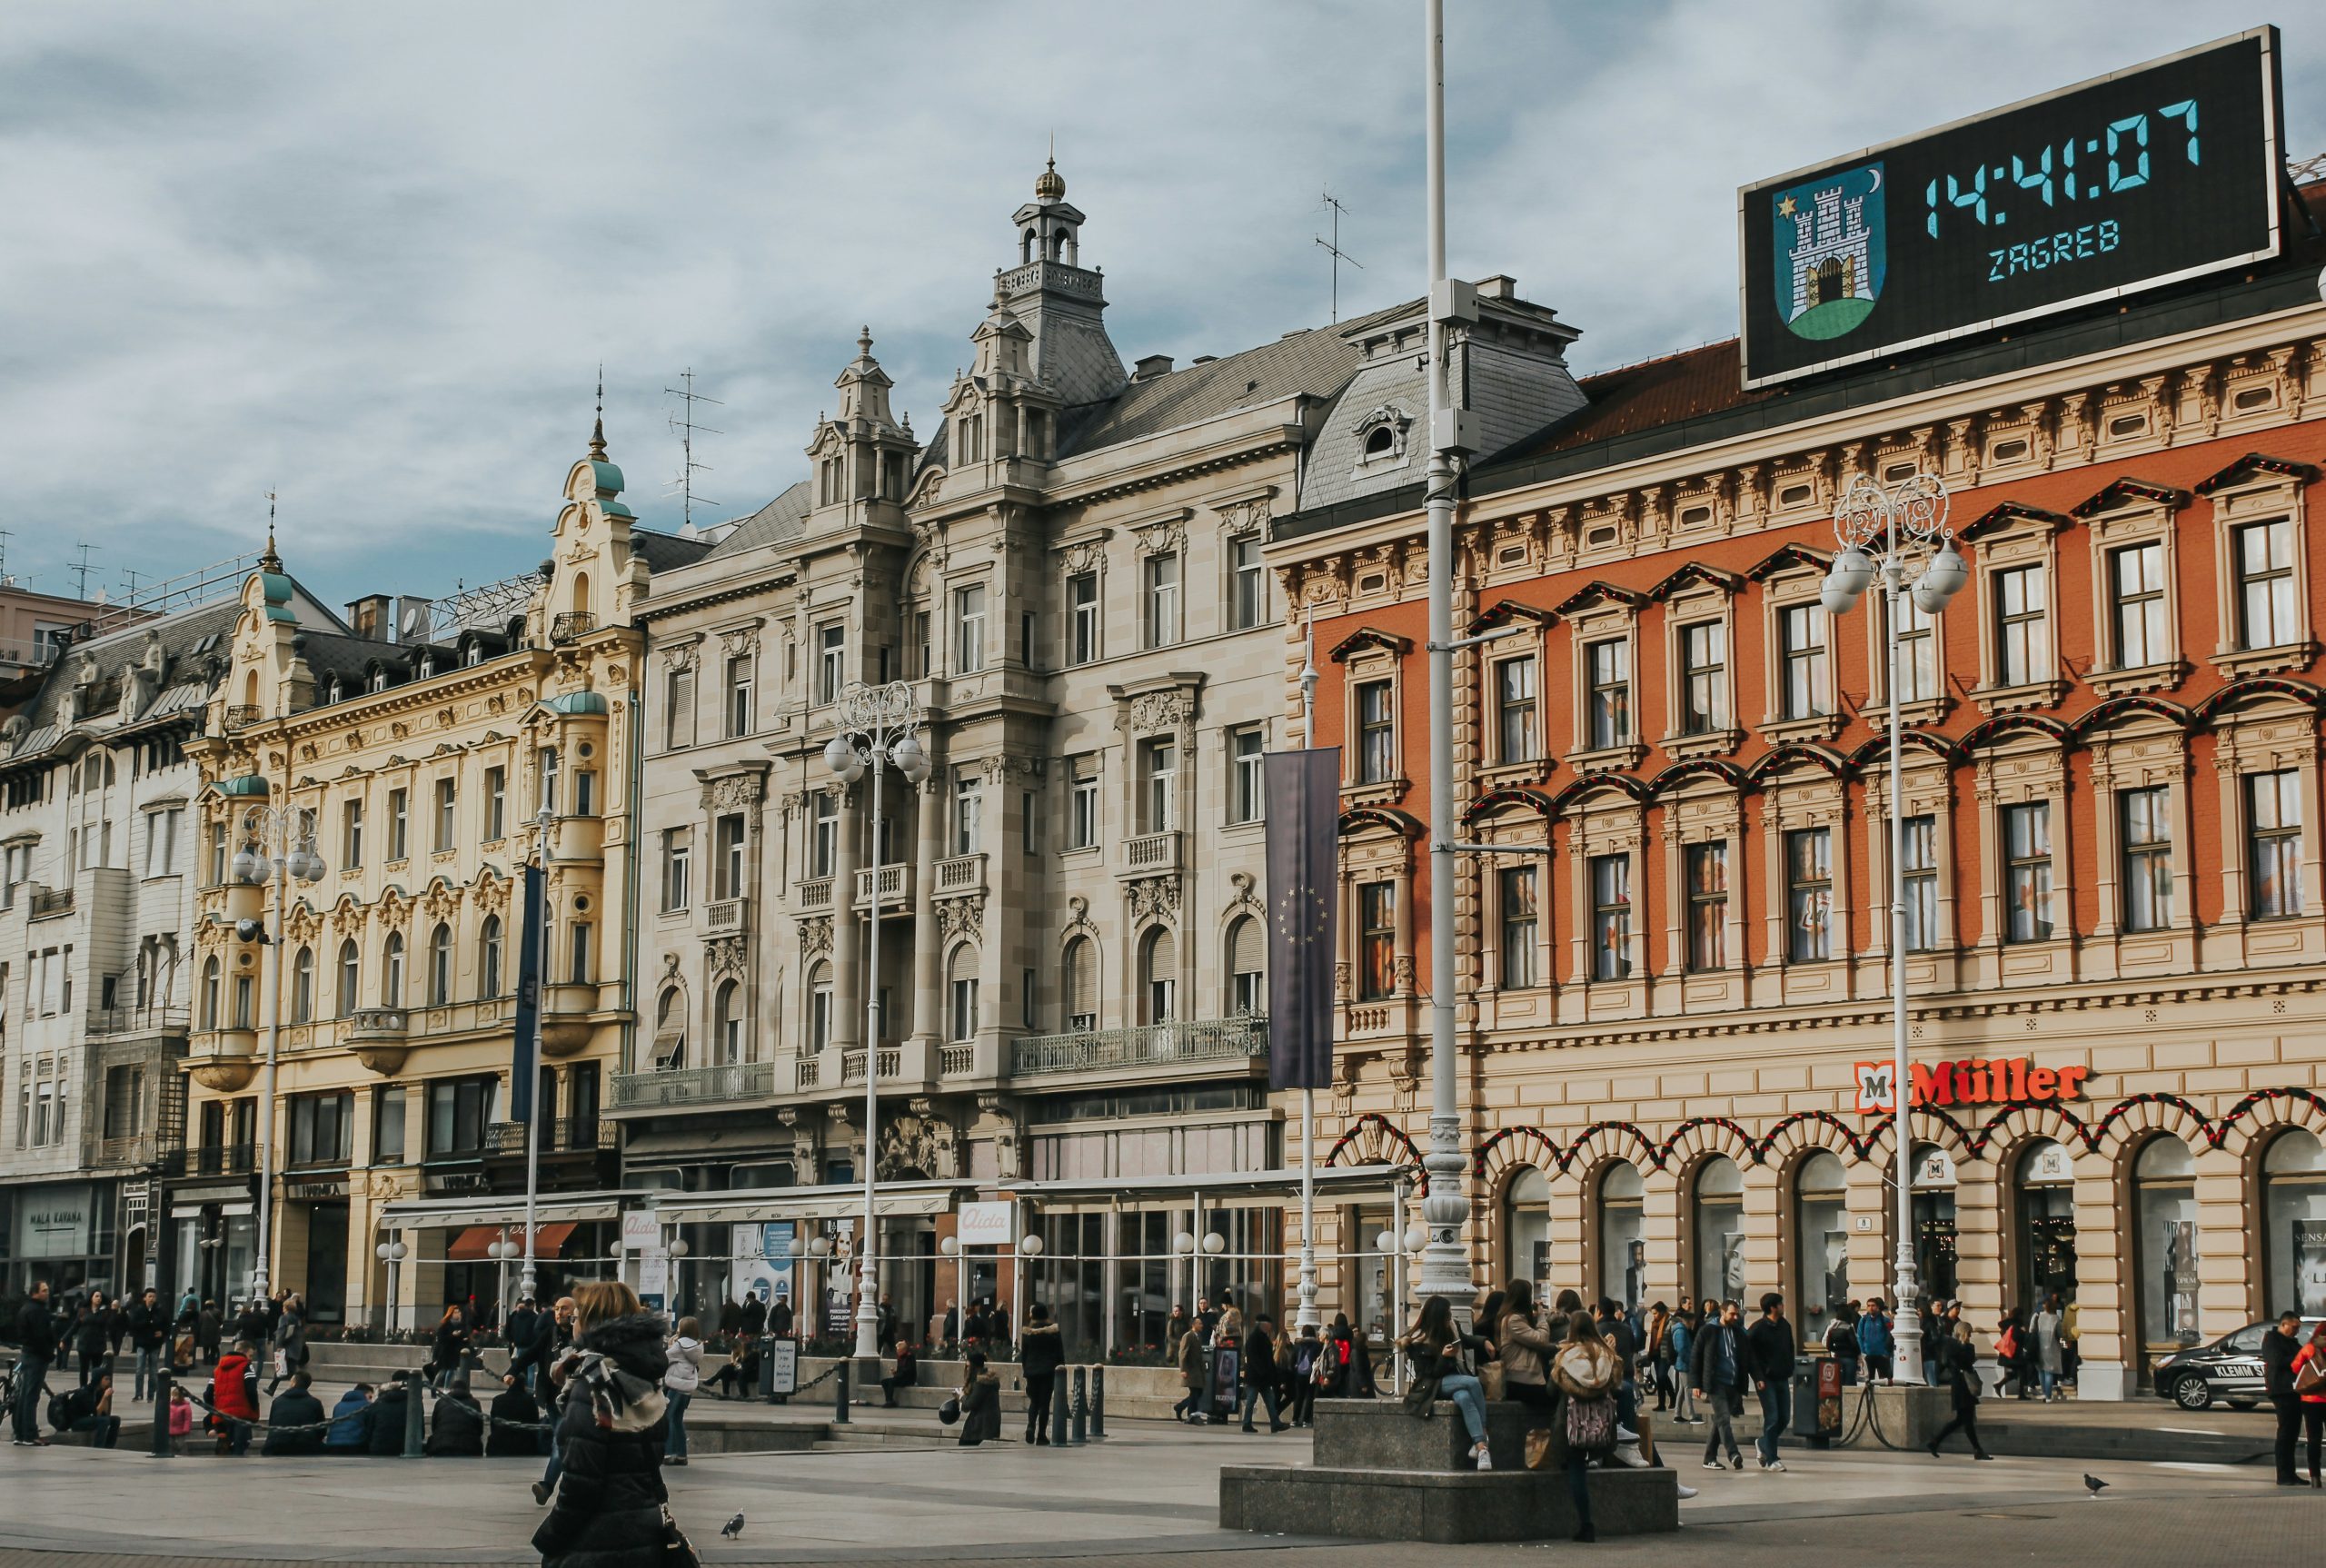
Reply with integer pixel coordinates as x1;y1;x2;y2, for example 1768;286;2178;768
1375;1230;1398;1255
939;1236;960;1256
1200;1233;1225;1255
1173;1232;1196;1255
1019;1235;1045;1257
375;1242;393;1261
667;1238;690;1259
231;847;263;883
1403;1224;1428;1254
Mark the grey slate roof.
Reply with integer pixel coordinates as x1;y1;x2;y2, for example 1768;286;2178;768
634;528;715;575
0;599;243;765
703;481;812;561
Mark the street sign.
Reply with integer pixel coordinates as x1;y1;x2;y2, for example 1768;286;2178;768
621;1211;659;1253
766;1337;799;1397
958;1200;1014;1247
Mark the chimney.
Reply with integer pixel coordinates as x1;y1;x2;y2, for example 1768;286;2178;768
1475;274;1518;301
1132;353;1175;382
346;594;392;641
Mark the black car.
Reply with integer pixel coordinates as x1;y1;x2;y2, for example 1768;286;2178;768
2153;1317;2326;1410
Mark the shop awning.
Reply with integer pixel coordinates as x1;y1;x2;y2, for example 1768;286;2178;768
379;1190;645;1232
446;1221;577;1260
654;1178;974;1226
999;1163;1410;1203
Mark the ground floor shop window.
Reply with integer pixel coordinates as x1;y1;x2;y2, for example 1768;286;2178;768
1503;1166;1548;1293
2133;1135;2200;1380
2263;1128;2326;1319
2016;1139;2077;1308
1912;1145;1958;1303
1693;1156;1746;1303
1598;1160;1645;1314
1793;1150;1849;1335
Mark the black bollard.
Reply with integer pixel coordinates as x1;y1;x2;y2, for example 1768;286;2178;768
403;1376;425;1458
1051;1365;1070;1446
149;1373;172;1458
1070;1367;1088;1446
834;1360;850;1424
1089;1365;1105;1442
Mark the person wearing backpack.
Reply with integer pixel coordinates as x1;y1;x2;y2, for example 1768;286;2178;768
1287;1325;1325;1428
1856;1297;1895;1385
2292;1319;2326;1488
1550;1310;1622;1543
1926;1322;1993;1461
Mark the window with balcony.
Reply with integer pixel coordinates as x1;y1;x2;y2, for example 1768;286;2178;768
661;829;691;911
713;979;741;1063
424;1076;497;1159
2003;801;2054;943
1228;916;1263;1016
947;947;978;1041
1357;880;1396;1000
1228;726;1265;825
1586;640;1630;749
952;770;981;857
1139;927;1177;1024
483;767;507;841
341;799;363;869
2120;786;2172;932
427;921;453;1005
1496;656;1539;763
336;939;360;1016
725;654;754;738
1786;828;1833;962
809;961;834;1051
1901;815;1938;951
1144;552;1181;648
1680;622;1726;734
1140;739;1177;833
1356;680;1396;783
1498;866;1539;988
1590;853;1631;979
1068;571;1100;665
1686;841;1728;971
1069;756;1098;849
1995;564;2049;687
1229;535;1265;630
1780;604;1829;719
2249;770;2303;919
664;662;696;749
713;814;745;900
384;789;408;862
954;584;988;674
291;945;314;1023
2234;520;2297;650
808;790;837;879
817;624;846;703
382;931;405;1006
1063;937;1098;1031
433;778;457;852
2111;542;2168;669
479;915;504;997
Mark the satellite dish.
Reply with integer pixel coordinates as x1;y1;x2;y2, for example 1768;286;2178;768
92;588;108;605
398;600;432;641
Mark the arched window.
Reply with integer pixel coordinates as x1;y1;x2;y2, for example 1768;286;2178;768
478;915;503;998
427;921;452;1006
291;946;314;1024
1793;1150;1849;1333
1503;1166;1549;1292
1911;1143;1959;1302
1062;938;1097;1031
2014;1137;2078;1307
1597;1160;1645;1314
1226;916;1263;1017
1139;928;1177;1025
654;986;685;1068
714;980;741;1064
1365;424;1397;458
337;938;361;1016
808;960;834;1052
200;956;222;1030
381;931;404;1007
1693;1156;1746;1303
570;571;591;615
2133;1135;2201;1369
2263;1129;2326;1319
947;946;979;1042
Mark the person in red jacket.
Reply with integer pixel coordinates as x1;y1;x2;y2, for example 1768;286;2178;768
208;1341;260;1456
2293;1321;2326;1489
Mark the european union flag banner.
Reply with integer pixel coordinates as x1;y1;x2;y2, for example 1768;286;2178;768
1265;748;1340;1090
510;863;544;1121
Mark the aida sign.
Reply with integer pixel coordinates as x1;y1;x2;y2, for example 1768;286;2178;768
1854;1057;2091;1116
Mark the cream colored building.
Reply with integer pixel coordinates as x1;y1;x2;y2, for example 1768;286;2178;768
176;428;707;1323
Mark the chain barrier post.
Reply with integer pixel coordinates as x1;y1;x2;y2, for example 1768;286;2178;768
1089;1365;1105;1441
149;1372;172;1458
1069;1367;1088;1446
403;1376;425;1458
834;1360;850;1424
1050;1367;1069;1446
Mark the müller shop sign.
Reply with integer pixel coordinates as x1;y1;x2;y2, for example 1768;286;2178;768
1854;1057;2091;1115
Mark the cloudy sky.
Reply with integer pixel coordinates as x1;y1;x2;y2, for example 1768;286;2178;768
5;3;2320;611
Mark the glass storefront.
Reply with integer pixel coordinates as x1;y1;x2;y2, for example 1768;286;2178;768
1912;1145;1958;1304
2015;1138;2077;1307
2132;1135;2200;1381
2;1182;116;1300
1598;1162;1645;1314
1794;1151;1849;1335
1692;1156;1746;1303
1503;1166;1548;1293
2263;1128;2326;1320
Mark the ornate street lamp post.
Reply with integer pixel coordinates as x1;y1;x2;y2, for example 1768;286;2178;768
1820;470;1967;1386
231;804;326;1308
823;681;931;1363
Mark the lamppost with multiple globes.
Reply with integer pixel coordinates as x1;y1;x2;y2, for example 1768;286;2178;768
231;803;326;1308
821;680;931;1362
1818;469;1967;1387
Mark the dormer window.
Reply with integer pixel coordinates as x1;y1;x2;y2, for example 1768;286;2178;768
1365;427;1395;458
1352;406;1412;473
368;670;388;695
327;678;343;704
416;653;434;679
465;641;484;668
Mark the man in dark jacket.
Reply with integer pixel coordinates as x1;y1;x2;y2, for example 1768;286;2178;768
324;1384;375;1454
51;1371;121;1447
124;1288;166;1402
504;1298;543;1389
1692;1298;1749;1470
11;1280;56;1446
367;1375;414;1456
263;1371;329;1455
2265;1309;2307;1486
955;1350;1002;1447
425;1378;486;1456
1239;1314;1288;1434
1746;1292;1798;1471
487;1374;543;1457
1019;1305;1065;1442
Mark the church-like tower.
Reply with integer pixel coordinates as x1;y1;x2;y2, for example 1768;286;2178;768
995;160;1126;406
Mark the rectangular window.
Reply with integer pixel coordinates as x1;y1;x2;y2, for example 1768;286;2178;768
954;584;987;673
1590;853;1631;979
1069;756;1098;849
1229;535;1265;630
817;624;846;703
661;829;691;912
208;819;226;886
539;747;561;816
1680;621;1726;734
810;791;837;879
372;1087;405;1164
1497;867;1538;989
2003;801;2054;943
568;920;593;984
810;977;833;1051
1901;816;1938;951
1892;594;1935;704
1020;789;1042;858
1067;570;1100;665
1228;726;1265;825
573;769;597;818
952;770;981;857
1995;564;2049;688
1140;739;1176;833
341;799;363;869
2111;542;2167;669
1781;603;1829;719
2234;519;2296;650
1495;656;1538;763
384;789;409;861
483;767;506;841
1144;552;1180;648
144;807;183;877
1356;680;1396;783
949;976;978;1042
1786;827;1833;962
423;1077;497;1158
1356;881;1396;1001
1685;841;1728;971
288;1092;353;1167
2249;770;2304;920
664;663;696;749
713;814;745;900
725;655;753;738
1586;639;1630;749
433;778;457;852
907;612;930;680
2120;786;2172;932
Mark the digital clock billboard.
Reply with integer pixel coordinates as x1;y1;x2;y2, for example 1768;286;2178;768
1738;29;2283;389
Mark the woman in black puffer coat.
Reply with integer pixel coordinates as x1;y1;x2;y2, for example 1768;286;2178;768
532;1282;679;1568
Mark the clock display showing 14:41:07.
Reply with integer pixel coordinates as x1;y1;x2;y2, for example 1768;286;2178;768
1925;100;2200;239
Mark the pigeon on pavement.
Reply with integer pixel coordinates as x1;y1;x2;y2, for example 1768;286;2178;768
2083;1474;2109;1498
722;1513;746;1539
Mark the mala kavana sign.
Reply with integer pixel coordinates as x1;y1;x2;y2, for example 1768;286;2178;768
1854;1057;2092;1115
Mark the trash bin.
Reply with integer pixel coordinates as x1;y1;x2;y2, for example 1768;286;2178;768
1798;1359;1844;1449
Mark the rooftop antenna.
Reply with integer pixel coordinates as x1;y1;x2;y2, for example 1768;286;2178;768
0;529;13;585
663;368;724;532
1316;188;1364;324
70;541;103;600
